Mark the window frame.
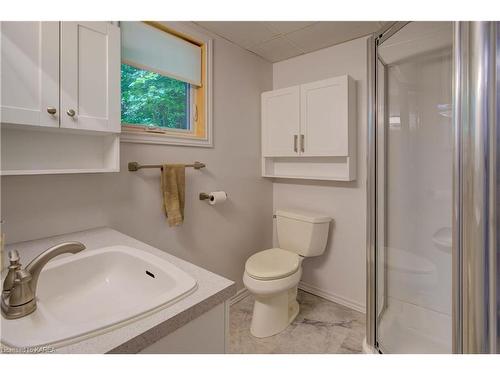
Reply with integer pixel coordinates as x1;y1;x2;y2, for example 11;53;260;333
120;22;213;147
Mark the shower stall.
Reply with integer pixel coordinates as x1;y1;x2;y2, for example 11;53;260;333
366;21;499;354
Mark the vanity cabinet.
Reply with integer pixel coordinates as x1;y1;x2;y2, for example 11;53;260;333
0;21;120;175
261;75;356;181
138;302;228;354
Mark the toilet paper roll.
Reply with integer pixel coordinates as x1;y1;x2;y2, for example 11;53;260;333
208;191;227;205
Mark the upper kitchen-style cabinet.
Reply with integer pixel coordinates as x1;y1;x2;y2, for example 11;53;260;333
0;21;121;175
60;22;120;132
1;21;120;133
0;22;60;128
261;75;356;181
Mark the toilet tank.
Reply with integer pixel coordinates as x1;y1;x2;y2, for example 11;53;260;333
276;209;331;257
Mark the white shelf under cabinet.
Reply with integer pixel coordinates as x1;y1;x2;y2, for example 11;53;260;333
262;156;356;181
1;126;120;175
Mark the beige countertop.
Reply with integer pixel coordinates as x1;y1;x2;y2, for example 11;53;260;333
1;227;236;353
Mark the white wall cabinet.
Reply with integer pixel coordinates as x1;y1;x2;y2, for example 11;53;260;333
0;22;60;128
60;22;120;132
0;21;120;175
261;75;356;181
261;86;300;157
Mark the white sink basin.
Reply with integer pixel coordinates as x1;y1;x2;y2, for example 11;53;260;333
1;245;197;348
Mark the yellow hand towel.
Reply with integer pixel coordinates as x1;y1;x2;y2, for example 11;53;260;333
160;164;186;227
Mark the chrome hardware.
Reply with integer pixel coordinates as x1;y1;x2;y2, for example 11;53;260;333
294;135;298;152
46;106;57;115
66;109;76;117
453;21;499;354
300;134;305;152
1;242;86;319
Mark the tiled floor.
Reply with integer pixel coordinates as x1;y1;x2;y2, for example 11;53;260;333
229;289;366;354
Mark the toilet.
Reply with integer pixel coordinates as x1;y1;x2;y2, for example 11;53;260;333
243;209;331;338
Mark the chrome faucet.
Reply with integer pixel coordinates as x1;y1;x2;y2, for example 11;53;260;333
1;241;86;319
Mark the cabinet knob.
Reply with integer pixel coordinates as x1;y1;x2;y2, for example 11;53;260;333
46;107;57;115
66;109;76;117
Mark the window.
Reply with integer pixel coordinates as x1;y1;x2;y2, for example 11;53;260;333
121;63;192;130
120;22;212;146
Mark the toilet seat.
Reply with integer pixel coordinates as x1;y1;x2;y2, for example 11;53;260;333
245;248;300;280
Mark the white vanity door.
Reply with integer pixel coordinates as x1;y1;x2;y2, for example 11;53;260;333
300;75;352;156
60;22;120;133
0;21;60;128
261;86;301;157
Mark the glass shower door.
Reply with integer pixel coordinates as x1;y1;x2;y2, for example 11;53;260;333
375;22;454;353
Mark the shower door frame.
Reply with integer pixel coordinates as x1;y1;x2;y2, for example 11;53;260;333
366;21;498;354
366;21;409;354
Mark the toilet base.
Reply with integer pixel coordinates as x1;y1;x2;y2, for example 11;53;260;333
250;287;300;338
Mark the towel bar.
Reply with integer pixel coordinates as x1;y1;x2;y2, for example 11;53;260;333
128;161;206;171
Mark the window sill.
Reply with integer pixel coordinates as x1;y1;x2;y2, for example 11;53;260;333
120;129;213;147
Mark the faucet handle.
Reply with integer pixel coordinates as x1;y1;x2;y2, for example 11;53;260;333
8;249;20;264
2;250;21;293
14;269;32;283
9;269;34;307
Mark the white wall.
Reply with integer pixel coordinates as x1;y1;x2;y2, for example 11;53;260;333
1;27;369;309
272;36;368;312
1;23;274;290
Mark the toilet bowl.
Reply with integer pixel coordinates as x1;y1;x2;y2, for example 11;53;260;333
243;210;331;338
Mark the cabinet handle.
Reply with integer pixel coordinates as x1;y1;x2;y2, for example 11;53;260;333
300;135;305;152
66;109;76;117
47;107;57;115
294;135;298;152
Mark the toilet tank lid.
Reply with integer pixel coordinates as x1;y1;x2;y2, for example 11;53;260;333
275;209;331;223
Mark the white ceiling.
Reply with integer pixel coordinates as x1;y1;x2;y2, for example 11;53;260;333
195;21;386;62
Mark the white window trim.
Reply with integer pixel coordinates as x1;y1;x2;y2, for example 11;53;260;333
120;22;213;148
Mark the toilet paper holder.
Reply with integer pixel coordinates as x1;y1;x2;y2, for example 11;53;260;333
199;191;228;204
199;192;210;201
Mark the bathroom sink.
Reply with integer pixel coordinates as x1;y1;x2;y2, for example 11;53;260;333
1;245;197;349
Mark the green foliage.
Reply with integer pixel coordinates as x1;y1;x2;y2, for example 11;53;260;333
121;63;189;129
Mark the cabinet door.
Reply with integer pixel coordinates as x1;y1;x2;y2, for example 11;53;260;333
0;22;59;128
60;22;120;133
262;86;300;157
300;75;354;156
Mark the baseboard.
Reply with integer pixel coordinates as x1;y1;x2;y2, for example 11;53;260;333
230;284;366;314
298;281;366;314
230;288;250;306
